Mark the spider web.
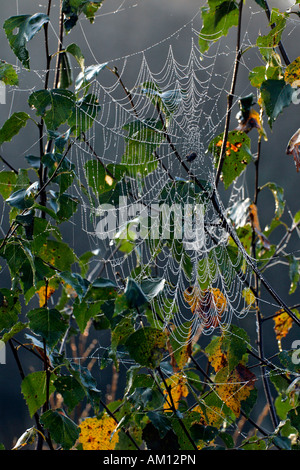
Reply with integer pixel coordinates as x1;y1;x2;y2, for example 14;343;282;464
66;4;257;341
1;1;294;343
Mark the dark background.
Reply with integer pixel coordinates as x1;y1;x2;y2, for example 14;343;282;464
0;0;299;449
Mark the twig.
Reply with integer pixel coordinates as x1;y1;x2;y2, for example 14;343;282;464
99;398;141;450
215;0;243;188
8;340;54;450
156;366;198;450
0;154;18;174
250;148;279;430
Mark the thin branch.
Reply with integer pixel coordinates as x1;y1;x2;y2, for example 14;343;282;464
99;398;141;450
0;154;18;174
8;340;54;450
250;143;279;430
156;366;198;451
54;0;64;89
215;0;243;188
109;66;139;118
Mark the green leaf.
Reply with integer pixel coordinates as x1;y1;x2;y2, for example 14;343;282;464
124;277;148;309
84;160;126;195
241;434;267;450
49;192;79;221
141;83;184;116
1;321;28;343
58;51;73;89
205;324;249;373
0;62;19;86
0;112;31;145
169;321;193;370
3;14;49;70
0;171;18;199
190;423;218;443
253;0;266;8
261;182;285;220
0;288;21;330
54;375;86;411
27;307;68;348
124;327;167;369
65;43;85;72
21;371;56;417
42;152;75;193
68;93;100;136
59;271;90;301
260;79;293;128
147;411;172;438
34;239;76;271
40;409;79;450
256;9;287;62
72;298;102;333
140;278;165;300
28;89;75;130
286;255;300;294
111;316;135;354
62;0;104;32
69;363;101;410
6;185;36;210
122;119;164;177
209;130;253;189
75;62;107;93
199;1;240;53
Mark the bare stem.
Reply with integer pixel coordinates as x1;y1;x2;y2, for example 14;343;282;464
215;0;243;188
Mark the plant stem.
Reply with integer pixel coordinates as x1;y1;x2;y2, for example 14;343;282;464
215;0;243;188
156;366;198;450
8;340;54;450
251;137;279;430
54;0;64;89
99;399;141;450
0;154;18;174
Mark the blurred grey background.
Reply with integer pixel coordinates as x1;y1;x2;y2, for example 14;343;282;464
0;0;299;449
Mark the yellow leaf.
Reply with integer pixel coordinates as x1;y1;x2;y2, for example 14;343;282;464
273;310;295;350
193;405;225;428
216;364;256;417
242;287;256;307
163;374;189;410
37;284;56;307
284;57;300;86
79;414;120;450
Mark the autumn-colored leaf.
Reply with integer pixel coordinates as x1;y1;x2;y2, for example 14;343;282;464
184;286;227;329
284;57;300;87
273;310;294;349
193;404;226;428
163;374;189;410
78;414;120;450
236;108;262;134
37;283;56;307
215;364;256;417
249;203;271;250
